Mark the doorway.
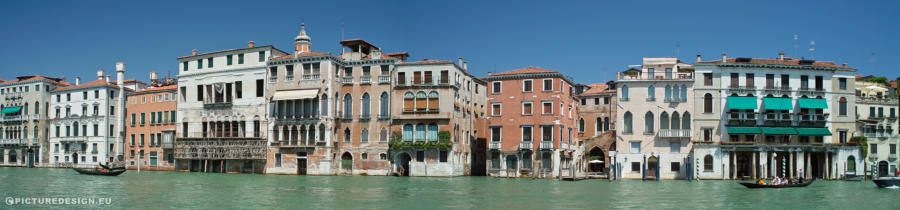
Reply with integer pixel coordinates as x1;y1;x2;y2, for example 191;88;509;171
297;152;307;175
341;152;353;172
71;152;78;165
878;161;889;177
646;156;658;180
398;153;411;176
470;137;487;176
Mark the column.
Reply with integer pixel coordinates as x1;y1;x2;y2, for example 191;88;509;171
731;151;736;179
752;151;757;180
789;151;794;179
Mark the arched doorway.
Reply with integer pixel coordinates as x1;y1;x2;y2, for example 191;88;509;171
8;150;18;164
26;148;34;167
71;152;78;165
846;156;856;174
588;147;605;173
878;161;889;177
505;155;518;171
341;152;353;172
646;156;658;180
397;153;411;176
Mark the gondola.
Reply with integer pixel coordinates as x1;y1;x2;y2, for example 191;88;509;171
739;179;814;188
872;177;900;188
99;163;126;171
73;168;127;176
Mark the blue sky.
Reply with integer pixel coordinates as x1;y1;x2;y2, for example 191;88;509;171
1;0;897;84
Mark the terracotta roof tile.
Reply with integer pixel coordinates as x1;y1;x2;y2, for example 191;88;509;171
0;75;67;85
492;67;560;76
399;59;453;65
581;83;611;95
271;51;332;61
698;58;853;69
134;84;178;93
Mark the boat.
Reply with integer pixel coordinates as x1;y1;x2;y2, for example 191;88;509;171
99;163;125;171
739;179;814;188
73;168;127;176
872;177;900;188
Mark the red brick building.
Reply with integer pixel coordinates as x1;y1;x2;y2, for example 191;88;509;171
125;82;177;171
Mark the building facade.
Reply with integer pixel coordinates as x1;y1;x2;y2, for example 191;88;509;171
691;53;860;180
614;57;695;180
0;76;70;167
485;67;578;178
47;65;131;167
175;42;288;173
125;75;177;171
576;82;617;175
854;79;899;177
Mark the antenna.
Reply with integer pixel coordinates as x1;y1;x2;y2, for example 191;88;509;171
808;41;815;59
793;34;799;58
340;20;345;53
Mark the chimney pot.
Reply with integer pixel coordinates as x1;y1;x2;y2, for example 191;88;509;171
150;72;158;82
721;53;727;63
778;51;785;60
696;54;702;62
463;61;468;71
842;63;847;67
105;75;110;82
458;57;463;66
248;41;255;48
75;77;81;85
97;69;105;81
192;49;198;56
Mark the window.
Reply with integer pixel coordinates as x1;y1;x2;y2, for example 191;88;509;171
522;126;532;142
491;103;501;116
285;65;294;81
632;162;640;172
671;162;680;172
397;72;406;84
361;129;369;143
130;134;135;146
197;59;203;69
578;118;585;132
644;111;654;134
227;55;233;65
427;91;438;110
604;97;610;104
343;94;353;117
703;155;713;171
208;57;213;68
196;85;204;101
623;112;633;134
541;125;552;142
621;85;629;100
522;102;532;115
703;93;713;113
183;61;188;71
414;91;426;110
404;92;415;111
542;79;553;91
234;81;242;99
274;153;282;167
140;134;145;146
839;97;847;116
439;150;448;162
416;151;425;162
380;92;389;116
523;80;533;92
361;93;370;117
648;85;656;101
492;82;501;94
839;78;847;90
542;101;552;114
94;90;99;99
670;142;680;153
871;144;877;154
140;113;145;125
256;79;264;97
238;53;244;64
258;51;266;62
704;73;712;86
891;144;897;155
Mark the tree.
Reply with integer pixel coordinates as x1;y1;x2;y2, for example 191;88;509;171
864;76;888;84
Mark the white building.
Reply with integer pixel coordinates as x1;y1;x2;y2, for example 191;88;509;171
1;75;70;167
175;42;288;173
48;65;131;167
614;57;695;180
854;84;899;177
691;53;860;180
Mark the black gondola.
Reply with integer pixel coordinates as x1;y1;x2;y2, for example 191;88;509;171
73;168;127;176
739;180;814;188
99;163;126;170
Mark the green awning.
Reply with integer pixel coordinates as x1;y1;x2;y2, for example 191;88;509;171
728;96;758;110
1;106;22;114
798;98;828;109
727;126;761;134
763;97;793;111
762;127;798;135
797;128;831;136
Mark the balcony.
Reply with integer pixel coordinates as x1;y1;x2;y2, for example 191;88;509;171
798;87;825;96
0;139;25;146
561;141;570;150
519;141;532;150
341;76;354;85
4;92;23;100
378;75;391;84
402;109;439;114
616;72;693;81
763;86;792;95
55;136;87;142
377;114;391;120
358;114;371;121
726;114;758;126
540;141;554;150
268;77;277;83
359;75;371;85
302;74;320;81
1;115;24;122
271;140;316;148
664;97;687;103
728;85;757;94
798;114;828;127
763;114;794;127
285;75;294;81
489;141;501;150
658;129;691;138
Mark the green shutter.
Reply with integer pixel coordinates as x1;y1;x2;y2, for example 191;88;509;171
763;97;793;111
727;96;758;110
798;98;828;109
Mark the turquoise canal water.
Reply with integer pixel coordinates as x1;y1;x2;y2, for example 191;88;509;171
1;167;898;209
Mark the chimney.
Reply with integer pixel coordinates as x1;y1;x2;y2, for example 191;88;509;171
75;77;81;85
105;75;110;83
463;61;468;71
696;54;702;62
192;49;198;56
97;70;105;80
150;72;158;82
248;41;255;48
842;63;847;67
458;57;463;66
721;53;727;63
116;62;125;86
778;51;785;60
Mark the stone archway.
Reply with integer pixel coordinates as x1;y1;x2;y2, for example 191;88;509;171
341;152;353;172
72;152;79;165
397;153;411;176
8;150;18;164
646;156;658;179
588;147;605;172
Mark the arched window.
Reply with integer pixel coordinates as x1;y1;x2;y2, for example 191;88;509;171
595;117;601;132
673;85;680;100
403;92;414;111
321;94;328;116
24;102;28;116
361;129;369;143
660;112;670;130
380;128;388;142
671;111;681;130
839;97;847;116
644;111;654;133
704;155;713;171
428;91;439;110
319;124;326;143
343;128;351;143
578;118;585;132
682;112;691;129
415;91;427;110
648;85;656;100
428;124;438;141
308;125;316;144
624;112;633;134
33;126;38;140
847;156;856;172
343;93;352;118
380;92;389;116
621;85;629;100
361;93;370;117
603;117;610;131
681;84;687;100
665;85;671;100
34;101;40;115
73;122;80;136
415;124;426;141
403;124;413;141
703;93;713;113
23;126;28;139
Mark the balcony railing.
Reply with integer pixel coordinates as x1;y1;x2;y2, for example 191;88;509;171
55;136;88;142
763;86;792;95
271;140;317;148
728;85;757;94
798;87;826;96
4;92;23;100
1;115;25;122
561;141;570;150
540;141;553;150
798;114;828;127
664;97;687;103
302;74;320;81
519;141;532;150
658;129;691;138
358;114;371;121
489;141;501;150
402;109;439;114
342;76;354;85
377;114;391;120
0;139;25;145
378;75;391;84
616;72;693;80
359;75;371;85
